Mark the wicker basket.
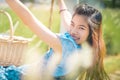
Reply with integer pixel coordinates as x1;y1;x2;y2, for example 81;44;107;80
0;10;29;66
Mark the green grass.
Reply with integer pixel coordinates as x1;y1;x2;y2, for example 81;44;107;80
104;54;120;74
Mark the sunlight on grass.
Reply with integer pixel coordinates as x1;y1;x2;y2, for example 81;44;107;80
104;54;120;73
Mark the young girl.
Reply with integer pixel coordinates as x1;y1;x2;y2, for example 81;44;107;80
0;0;110;80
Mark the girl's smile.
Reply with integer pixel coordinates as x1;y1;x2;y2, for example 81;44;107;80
71;34;80;41
69;14;89;44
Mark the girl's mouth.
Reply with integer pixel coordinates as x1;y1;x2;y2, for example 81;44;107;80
71;35;80;41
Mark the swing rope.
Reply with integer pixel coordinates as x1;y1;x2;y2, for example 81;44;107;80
48;0;54;29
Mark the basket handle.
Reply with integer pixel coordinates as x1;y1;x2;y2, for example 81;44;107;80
0;10;14;40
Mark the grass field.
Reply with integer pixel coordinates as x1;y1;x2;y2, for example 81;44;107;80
0;4;120;74
104;54;120;74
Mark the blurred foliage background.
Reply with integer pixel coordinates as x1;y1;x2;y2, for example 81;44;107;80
0;0;119;55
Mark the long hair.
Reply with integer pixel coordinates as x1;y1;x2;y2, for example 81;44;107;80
73;4;110;80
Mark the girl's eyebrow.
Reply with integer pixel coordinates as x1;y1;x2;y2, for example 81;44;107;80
71;20;88;28
78;25;87;28
71;20;74;24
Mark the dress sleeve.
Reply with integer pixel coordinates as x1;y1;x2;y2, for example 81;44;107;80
43;48;54;65
57;32;80;59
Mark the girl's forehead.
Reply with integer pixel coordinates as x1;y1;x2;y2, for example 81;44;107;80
72;14;88;25
72;14;88;21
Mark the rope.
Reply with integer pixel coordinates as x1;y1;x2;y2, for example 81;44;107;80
48;0;54;29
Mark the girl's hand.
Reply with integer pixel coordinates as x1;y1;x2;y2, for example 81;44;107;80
58;0;72;31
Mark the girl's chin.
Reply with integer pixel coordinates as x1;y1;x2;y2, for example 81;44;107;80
75;40;82;44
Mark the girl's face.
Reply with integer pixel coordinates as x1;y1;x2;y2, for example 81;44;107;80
69;14;90;44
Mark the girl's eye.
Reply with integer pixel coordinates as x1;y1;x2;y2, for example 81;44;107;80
81;27;85;30
71;23;74;27
79;27;85;30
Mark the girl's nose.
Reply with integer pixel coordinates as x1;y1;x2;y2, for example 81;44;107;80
71;27;77;35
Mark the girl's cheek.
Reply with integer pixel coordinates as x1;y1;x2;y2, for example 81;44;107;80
81;34;87;41
79;32;84;37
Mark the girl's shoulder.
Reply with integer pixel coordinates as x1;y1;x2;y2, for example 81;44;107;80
56;32;81;49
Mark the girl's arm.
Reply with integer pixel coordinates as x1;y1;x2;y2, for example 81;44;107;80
58;0;72;31
6;0;61;52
